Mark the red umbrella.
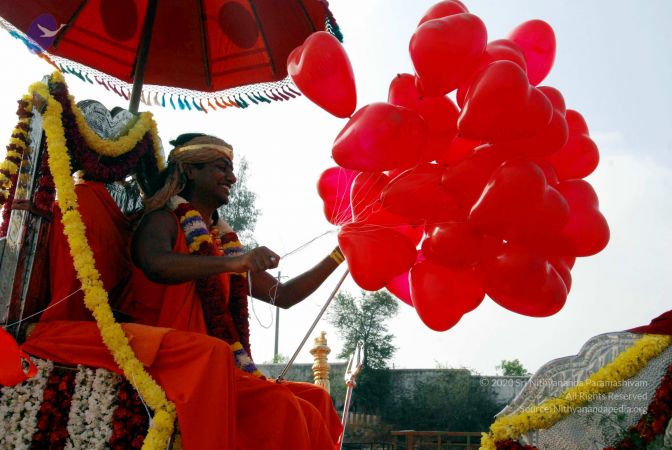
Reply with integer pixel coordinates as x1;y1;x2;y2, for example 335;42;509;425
0;0;341;112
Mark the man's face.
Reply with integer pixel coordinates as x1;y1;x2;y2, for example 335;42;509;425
190;157;237;206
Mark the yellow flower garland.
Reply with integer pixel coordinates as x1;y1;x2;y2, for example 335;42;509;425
28;77;176;450
480;334;672;450
50;71;164;170
0;96;33;196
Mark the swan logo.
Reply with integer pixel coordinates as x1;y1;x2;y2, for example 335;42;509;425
27;14;64;50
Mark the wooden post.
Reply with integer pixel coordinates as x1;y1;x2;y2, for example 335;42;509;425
309;331;331;392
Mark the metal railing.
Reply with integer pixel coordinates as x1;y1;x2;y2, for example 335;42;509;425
390;431;482;450
342;443;393;450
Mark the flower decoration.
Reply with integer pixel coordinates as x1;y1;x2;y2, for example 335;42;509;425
481;334;672;450
25;73;175;450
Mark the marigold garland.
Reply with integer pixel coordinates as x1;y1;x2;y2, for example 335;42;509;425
0;98;32;194
0;98;33;237
481;334;672;450
28;74;176;450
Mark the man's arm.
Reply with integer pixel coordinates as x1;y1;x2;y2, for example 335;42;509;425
131;210;279;284
250;252;342;309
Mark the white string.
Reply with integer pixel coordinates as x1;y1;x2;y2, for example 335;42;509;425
247;228;335;329
249;270;273;329
130;372;153;427
280;229;335;259
2;288;83;330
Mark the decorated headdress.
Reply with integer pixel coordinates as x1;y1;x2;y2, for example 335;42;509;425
144;133;234;212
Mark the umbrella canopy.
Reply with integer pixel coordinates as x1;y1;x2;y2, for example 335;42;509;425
0;0;341;109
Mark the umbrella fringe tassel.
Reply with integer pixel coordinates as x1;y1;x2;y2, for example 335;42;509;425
48;62;304;112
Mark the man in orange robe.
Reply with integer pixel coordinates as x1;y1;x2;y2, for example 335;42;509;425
130;133;344;449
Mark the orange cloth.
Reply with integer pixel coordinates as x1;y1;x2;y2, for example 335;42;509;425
129;217;343;450
41;181;133;322
24;183;341;450
22;321;236;450
23;182;236;450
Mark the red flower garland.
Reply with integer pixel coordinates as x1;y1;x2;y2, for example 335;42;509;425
49;80;159;184
606;362;672;450
109;380;150;449
174;203;254;355
174;203;240;344
33;147;56;214
31;367;76;449
222;231;252;356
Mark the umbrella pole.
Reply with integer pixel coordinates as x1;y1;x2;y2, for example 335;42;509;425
129;0;159;114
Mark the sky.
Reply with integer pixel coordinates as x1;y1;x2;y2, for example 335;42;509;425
0;0;670;376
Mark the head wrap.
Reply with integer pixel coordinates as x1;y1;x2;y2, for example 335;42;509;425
144;136;233;212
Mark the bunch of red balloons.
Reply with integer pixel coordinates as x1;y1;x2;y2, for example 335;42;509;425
291;1;609;332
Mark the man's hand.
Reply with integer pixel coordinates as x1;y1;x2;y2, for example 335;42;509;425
241;246;280;272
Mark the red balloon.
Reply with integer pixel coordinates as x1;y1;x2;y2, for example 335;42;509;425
317;166;358;225
556;180;610;256
386;250;426;306
483;242;567;317
546;110;600;180
1;328;37;386
549;256;573;293
386;271;413;306
435;135;482;166
410;13;487;96
339;223;417;291
417;0;468;26
490;106;568;158
535;159;560;186
456;39;528;107
410;261;484;331
422;221;483;268
381;163;459;222
350;172;391;223
388;73;459;139
469;160;570;242
332;103;428;172
539;86;566;114
287;31;357;118
440;144;508;209
394;224;425;247
565;109;589;134
458;61;553;142
508;20;556;86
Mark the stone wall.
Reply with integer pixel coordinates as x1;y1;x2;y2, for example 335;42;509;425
257;363;529;409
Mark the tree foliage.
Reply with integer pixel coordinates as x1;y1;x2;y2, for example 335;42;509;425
385;369;500;431
328;290;399;370
218;157;260;247
496;358;529;376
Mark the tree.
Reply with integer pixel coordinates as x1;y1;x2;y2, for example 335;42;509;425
328;290;399;369
385;368;500;431
217;157;260;247
328;290;399;415
496;358;529;376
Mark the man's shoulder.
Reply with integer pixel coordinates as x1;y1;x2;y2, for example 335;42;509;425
137;209;178;234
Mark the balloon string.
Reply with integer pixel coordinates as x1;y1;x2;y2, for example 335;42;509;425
2;288;83;330
280;229;335;259
248;228;335;329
